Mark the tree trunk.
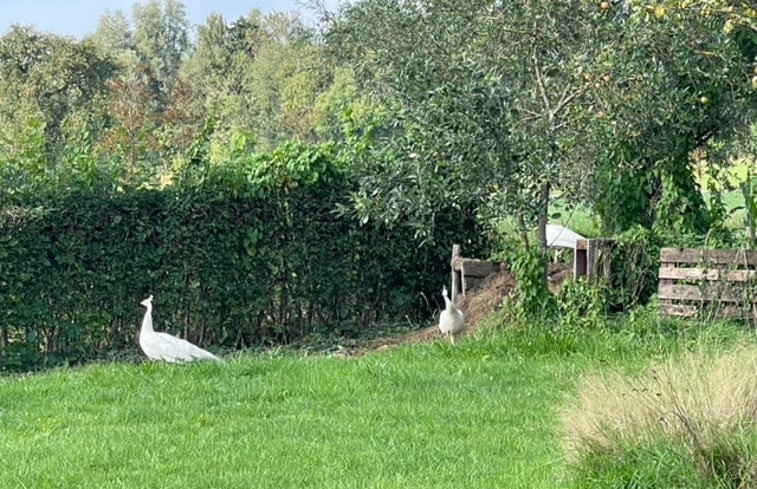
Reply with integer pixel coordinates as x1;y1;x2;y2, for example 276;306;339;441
536;181;550;256
516;214;530;249
537;181;550;283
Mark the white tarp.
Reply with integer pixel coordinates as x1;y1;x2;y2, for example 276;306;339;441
546;224;586;249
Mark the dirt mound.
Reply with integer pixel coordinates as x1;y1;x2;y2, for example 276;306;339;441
354;269;517;354
456;270;517;337
336;262;572;356
548;262;573;294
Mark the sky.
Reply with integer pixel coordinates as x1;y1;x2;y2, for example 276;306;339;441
1;0;333;39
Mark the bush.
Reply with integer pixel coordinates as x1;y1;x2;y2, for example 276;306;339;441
557;278;607;330
508;246;557;320
561;344;757;488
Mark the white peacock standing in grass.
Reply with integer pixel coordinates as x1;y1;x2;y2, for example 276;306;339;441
139;295;222;363
439;285;465;344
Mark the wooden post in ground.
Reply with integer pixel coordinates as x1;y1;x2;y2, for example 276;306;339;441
574;240;588;279
586;240;597;281
451;244;461;303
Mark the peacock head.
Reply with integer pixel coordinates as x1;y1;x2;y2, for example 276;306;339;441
140;295;153;308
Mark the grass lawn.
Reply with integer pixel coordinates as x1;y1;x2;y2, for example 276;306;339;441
0;320;752;488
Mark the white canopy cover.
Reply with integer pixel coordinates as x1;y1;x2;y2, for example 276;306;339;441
546;224;586;249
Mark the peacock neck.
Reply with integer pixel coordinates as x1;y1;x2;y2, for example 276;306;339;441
445;297;461;316
141;305;154;334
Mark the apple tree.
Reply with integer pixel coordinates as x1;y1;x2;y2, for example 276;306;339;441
580;1;756;238
329;0;619;252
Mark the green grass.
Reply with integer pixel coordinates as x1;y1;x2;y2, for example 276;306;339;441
696;160;753;192
0;320;753;488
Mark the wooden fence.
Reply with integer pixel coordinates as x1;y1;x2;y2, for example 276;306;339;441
450;244;500;302
574;239;614;281
449;240;615;302
658;247;757;320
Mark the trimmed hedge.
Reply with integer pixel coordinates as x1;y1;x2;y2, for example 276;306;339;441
0;142;485;370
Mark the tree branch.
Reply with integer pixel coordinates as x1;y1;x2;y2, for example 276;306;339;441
554;81;592;117
531;46;552;119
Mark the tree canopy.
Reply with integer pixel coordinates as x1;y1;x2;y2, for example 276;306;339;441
329;0;755;248
0;0;753;247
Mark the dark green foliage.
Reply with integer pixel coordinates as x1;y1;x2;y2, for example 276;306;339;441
0;26;118;158
508;247;557;320
608;226;662;311
557;278;607;330
0;142;482;371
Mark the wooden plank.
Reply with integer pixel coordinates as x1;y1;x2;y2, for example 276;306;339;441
659;303;698;317
659;303;757;319
451;245;461;302
460;262;467;297
574;248;587;278
600;245;612;279
709;306;757;319
456;259;496;277
658;267;757;282
464;277;485;290
660;248;757;266
587;240;597;280
658;283;757;303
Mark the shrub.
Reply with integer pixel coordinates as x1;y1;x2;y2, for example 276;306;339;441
561;344;757;488
556;278;607;330
508;246;557;320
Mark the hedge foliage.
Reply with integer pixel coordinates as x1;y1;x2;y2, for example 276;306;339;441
0;142;485;371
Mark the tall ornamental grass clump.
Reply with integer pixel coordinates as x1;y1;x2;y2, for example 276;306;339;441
561;343;757;488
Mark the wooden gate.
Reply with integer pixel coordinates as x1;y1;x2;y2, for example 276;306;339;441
658;247;757;320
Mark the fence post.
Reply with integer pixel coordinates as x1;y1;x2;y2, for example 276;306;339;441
451;244;461;302
574;240;587;278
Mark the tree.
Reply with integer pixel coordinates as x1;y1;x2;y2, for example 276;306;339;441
175;12;260;159
636;0;756;34
132;0;189;104
100;64;162;179
90;1;190;178
329;0;755;252
329;0;616;251
581;2;756;238
245;25;334;148
179;9;344;155
90;8;135;64
0;26;118;163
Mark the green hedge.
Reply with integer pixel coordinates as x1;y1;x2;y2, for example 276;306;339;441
0;142;485;371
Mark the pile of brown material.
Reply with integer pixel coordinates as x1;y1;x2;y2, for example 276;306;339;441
339;262;573;356
548;262;573;294
455;270;517;337
360;269;517;352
